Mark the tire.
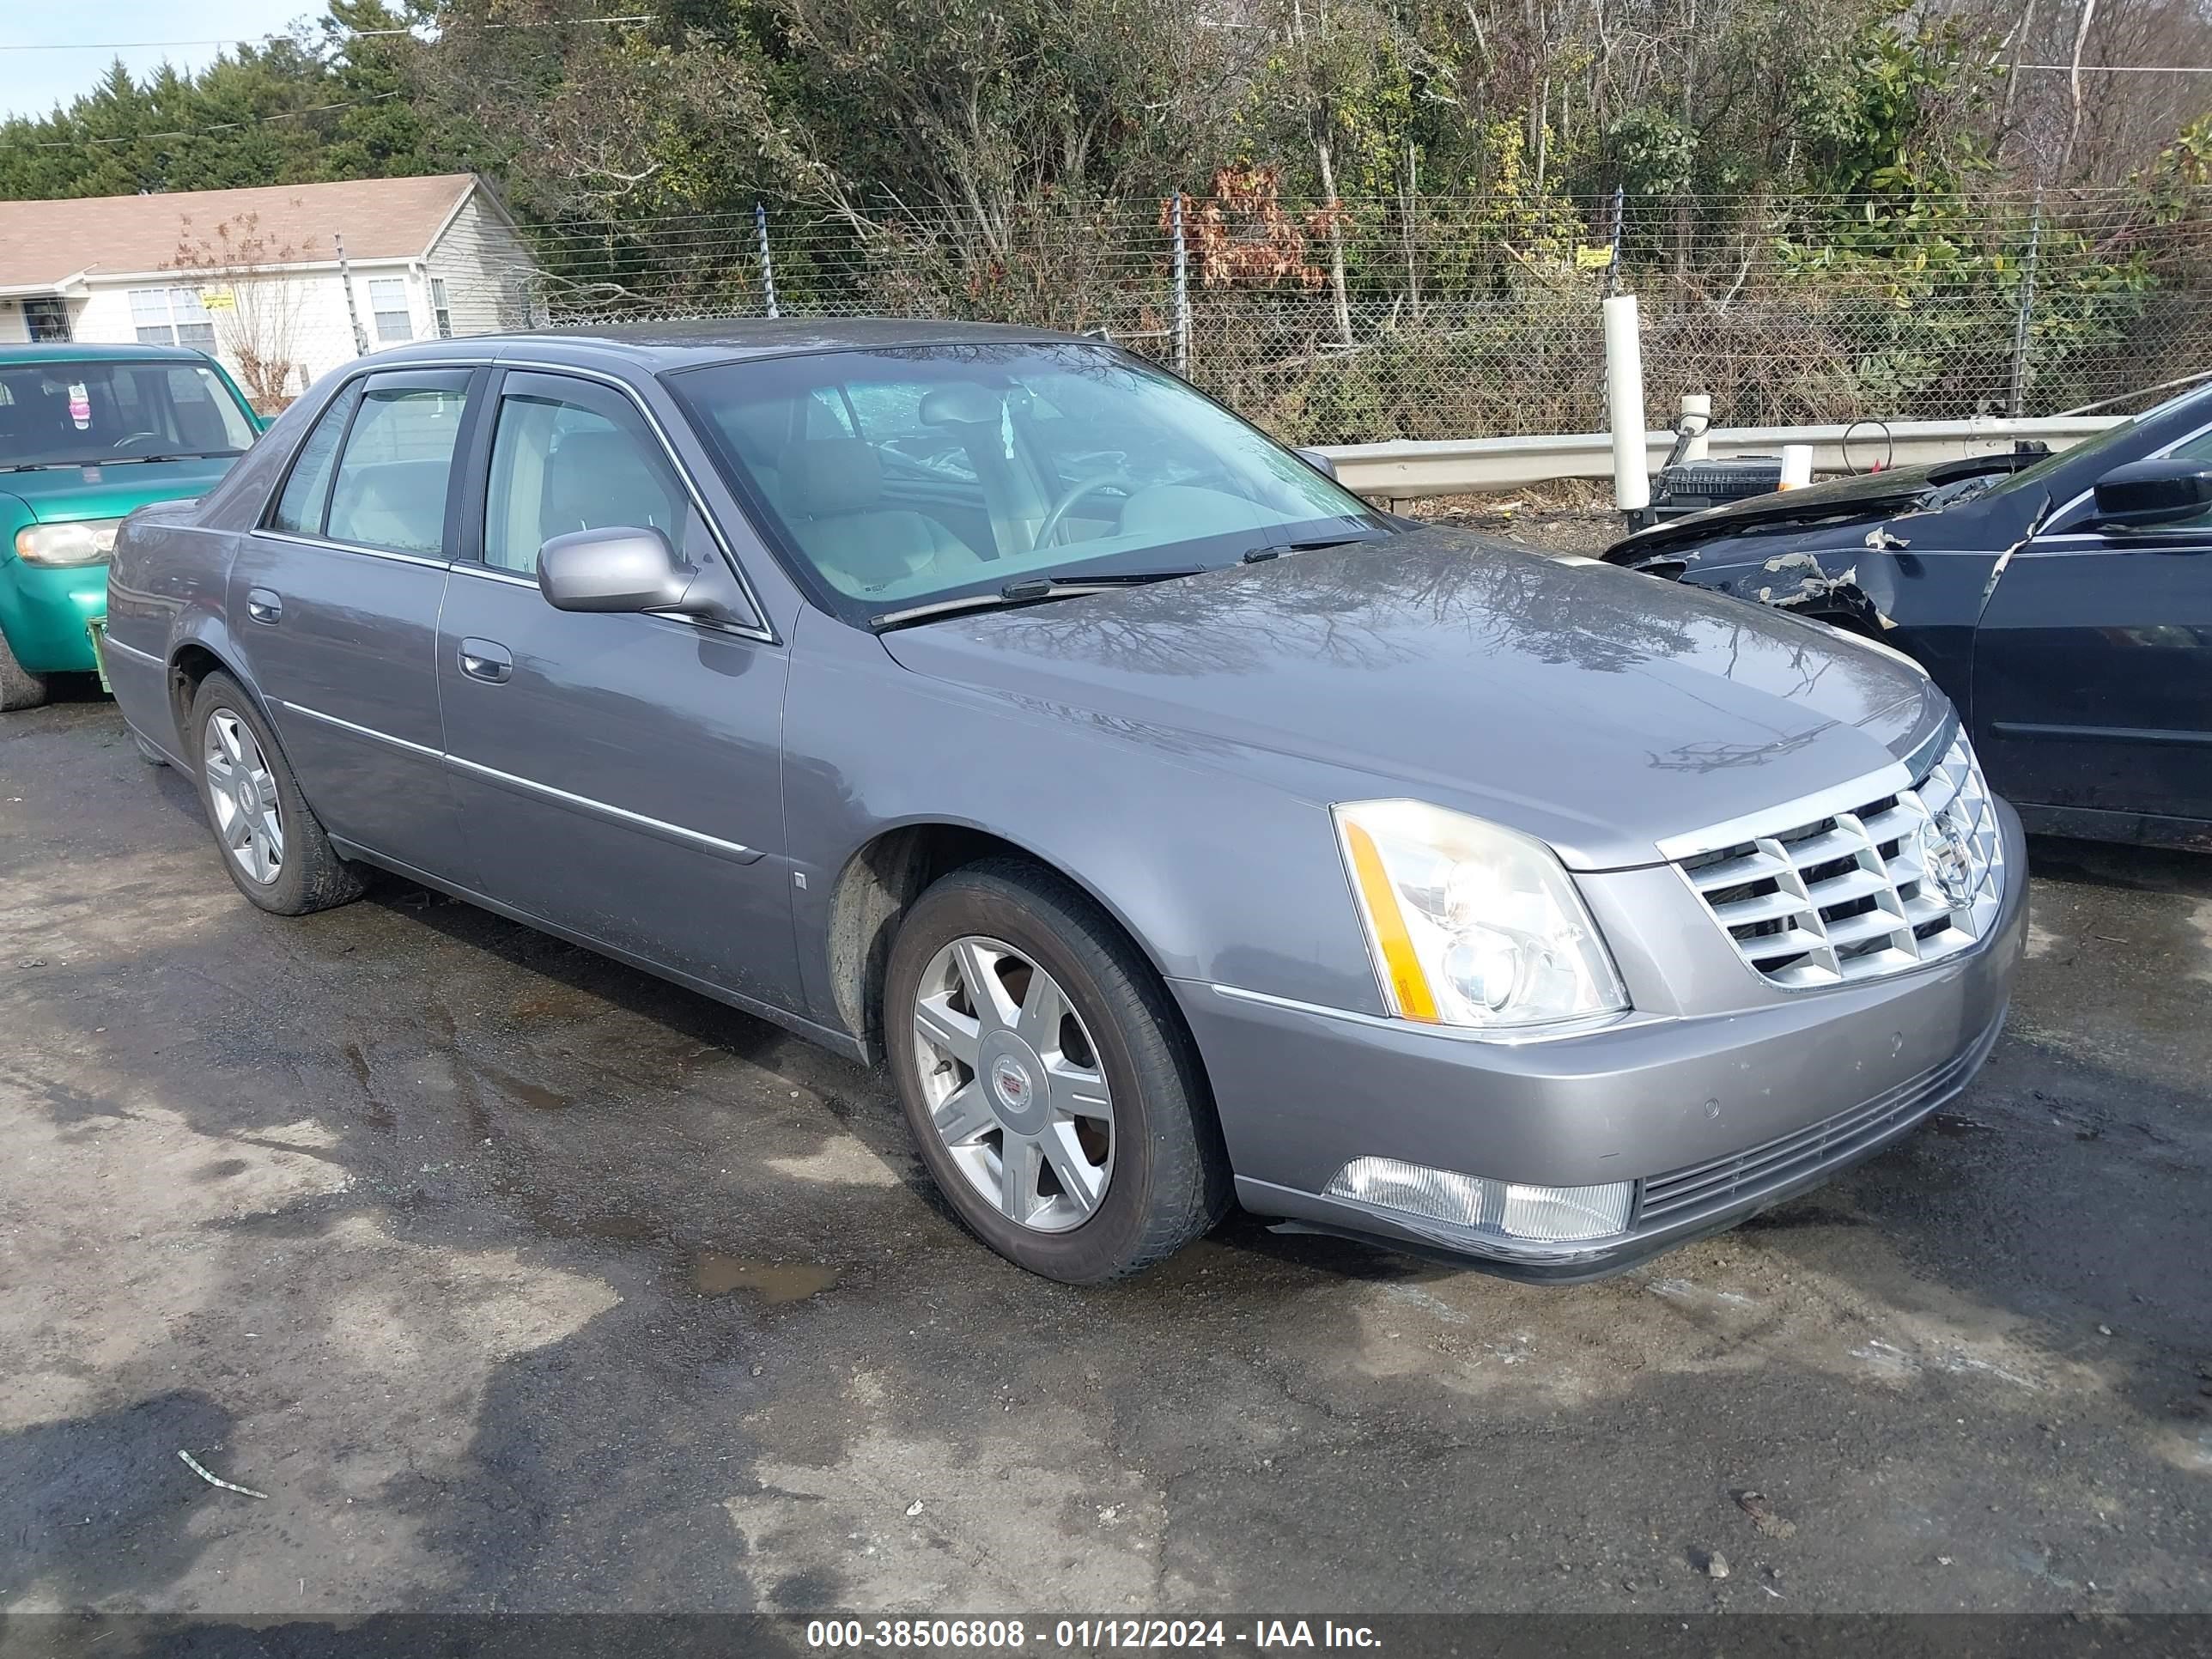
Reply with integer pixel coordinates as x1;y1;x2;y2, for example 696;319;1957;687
189;672;367;916
884;858;1230;1283
0;628;49;712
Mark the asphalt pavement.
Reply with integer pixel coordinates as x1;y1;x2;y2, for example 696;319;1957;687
3;687;2208;1616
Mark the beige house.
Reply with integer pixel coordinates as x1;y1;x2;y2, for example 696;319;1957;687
0;174;535;402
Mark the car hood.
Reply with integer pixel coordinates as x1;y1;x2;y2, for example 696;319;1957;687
880;527;1949;870
1608;462;1958;562
0;455;238;523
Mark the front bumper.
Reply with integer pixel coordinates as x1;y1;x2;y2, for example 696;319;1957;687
0;558;106;674
1173;799;2028;1280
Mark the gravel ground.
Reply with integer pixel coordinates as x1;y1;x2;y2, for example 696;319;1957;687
3;635;2209;1618
1407;499;1626;557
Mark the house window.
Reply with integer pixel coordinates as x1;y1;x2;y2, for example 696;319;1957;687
368;277;412;344
23;297;71;342
127;287;216;351
430;276;453;339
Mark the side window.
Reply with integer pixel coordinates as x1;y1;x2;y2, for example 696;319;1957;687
848;380;981;485
844;381;925;437
270;380;365;536
801;388;856;439
482;382;687;574
107;371;148;442
164;367;235;450
325;380;469;556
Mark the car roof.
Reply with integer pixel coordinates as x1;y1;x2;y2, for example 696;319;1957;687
360;317;1096;374
0;341;217;367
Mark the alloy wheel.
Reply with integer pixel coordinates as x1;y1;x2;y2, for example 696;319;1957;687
203;710;285;886
911;934;1115;1232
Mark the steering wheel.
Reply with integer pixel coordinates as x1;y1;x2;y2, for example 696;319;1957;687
1033;471;1133;548
112;432;165;452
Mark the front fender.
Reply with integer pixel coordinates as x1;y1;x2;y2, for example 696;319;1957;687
781;616;1387;1039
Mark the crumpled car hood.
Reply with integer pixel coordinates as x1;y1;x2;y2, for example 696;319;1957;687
881;526;1950;869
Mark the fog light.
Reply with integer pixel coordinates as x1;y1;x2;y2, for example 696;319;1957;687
1325;1156;1633;1242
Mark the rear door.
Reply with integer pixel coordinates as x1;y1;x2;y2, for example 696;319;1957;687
432;368;801;1012
234;367;477;874
1972;426;2212;826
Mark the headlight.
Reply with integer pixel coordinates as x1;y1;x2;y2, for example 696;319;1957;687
1334;799;1628;1030
14;520;123;566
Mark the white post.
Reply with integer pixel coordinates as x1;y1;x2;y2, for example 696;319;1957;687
1602;293;1650;518
1678;392;1711;463
1778;444;1814;489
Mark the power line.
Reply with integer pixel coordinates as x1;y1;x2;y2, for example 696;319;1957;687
0;16;654;53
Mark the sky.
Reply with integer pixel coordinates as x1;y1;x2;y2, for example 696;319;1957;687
2;1;317;120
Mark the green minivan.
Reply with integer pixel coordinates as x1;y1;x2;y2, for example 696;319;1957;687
1;342;262;710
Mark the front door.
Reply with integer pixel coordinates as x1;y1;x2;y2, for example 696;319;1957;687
233;368;475;874
433;369;800;1013
1972;430;2212;827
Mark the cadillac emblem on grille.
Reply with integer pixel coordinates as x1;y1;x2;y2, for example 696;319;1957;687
1919;809;1978;908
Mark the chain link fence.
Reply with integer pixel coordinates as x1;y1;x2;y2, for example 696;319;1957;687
414;187;2212;444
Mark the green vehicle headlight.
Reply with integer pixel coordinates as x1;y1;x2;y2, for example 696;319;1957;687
14;519;124;566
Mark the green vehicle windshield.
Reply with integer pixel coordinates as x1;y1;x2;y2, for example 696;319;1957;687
0;359;258;471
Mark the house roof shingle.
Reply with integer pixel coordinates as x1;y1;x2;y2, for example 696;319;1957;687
0;173;481;291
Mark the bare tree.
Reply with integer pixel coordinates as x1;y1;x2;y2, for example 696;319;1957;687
2057;0;2103;183
166;210;318;411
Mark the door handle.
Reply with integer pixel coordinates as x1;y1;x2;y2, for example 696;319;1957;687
457;638;514;684
246;587;282;624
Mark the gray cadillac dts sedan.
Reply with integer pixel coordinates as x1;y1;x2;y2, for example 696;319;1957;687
103;321;2025;1284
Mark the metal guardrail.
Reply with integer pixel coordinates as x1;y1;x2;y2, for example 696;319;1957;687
1314;416;2125;503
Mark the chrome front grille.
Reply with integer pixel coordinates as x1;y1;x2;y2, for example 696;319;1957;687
1677;732;2005;989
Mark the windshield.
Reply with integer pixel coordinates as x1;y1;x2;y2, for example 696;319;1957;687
0;359;257;469
1975;381;2212;504
672;343;1388;623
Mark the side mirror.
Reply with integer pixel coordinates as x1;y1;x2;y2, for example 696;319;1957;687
1295;447;1339;481
2091;458;2212;528
537;525;757;629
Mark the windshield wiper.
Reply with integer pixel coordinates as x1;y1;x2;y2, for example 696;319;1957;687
0;452;239;473
99;451;240;465
870;568;1200;631
1239;533;1383;563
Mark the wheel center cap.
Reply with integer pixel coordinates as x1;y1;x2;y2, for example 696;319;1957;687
979;1032;1048;1133
236;777;259;814
991;1054;1031;1109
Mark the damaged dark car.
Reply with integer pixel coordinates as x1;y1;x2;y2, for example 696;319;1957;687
1604;384;2212;850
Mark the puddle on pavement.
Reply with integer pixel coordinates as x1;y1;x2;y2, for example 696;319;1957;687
695;1254;838;1302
